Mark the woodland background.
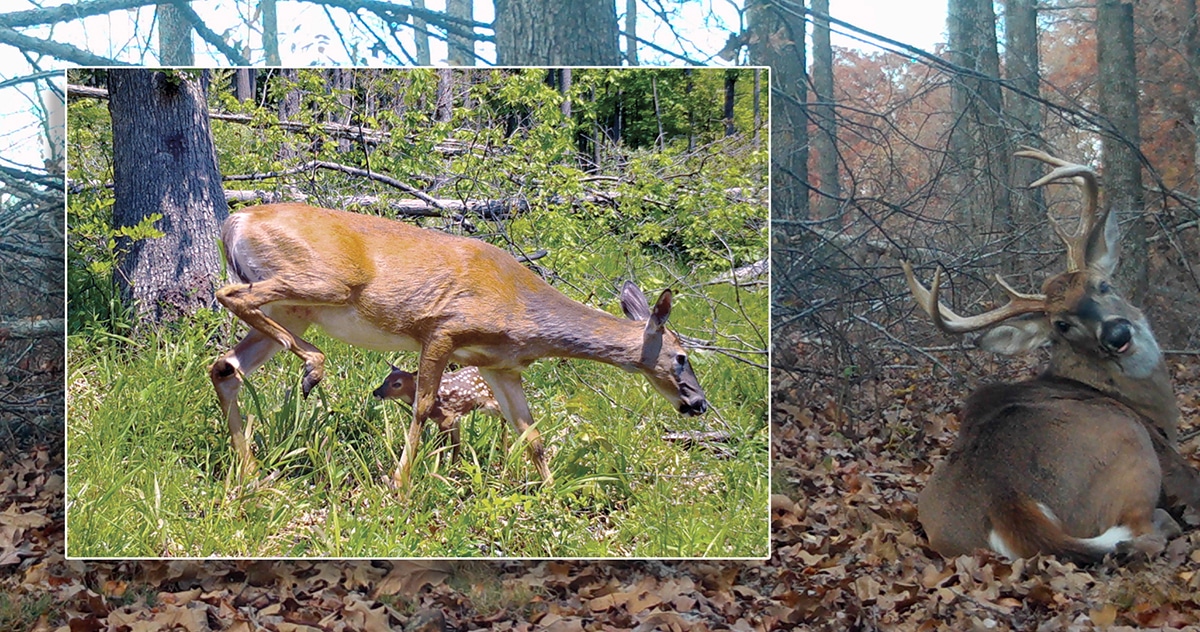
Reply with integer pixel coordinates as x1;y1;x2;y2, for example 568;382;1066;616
64;65;770;560
1;0;1200;630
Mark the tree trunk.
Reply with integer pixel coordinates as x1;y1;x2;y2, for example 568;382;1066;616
1004;0;1044;257
328;70;354;153
947;0;1009;241
1185;0;1200;198
411;0;431;65
723;70;737;137
1097;0;1147;301
748;0;808;229
107;69;227;324
434;68;453;123
625;0;638;65
277;69;301;160
560;68;572;119
811;0;839;219
493;0;620;65
446;0;475;65
753;68;762;148
233;69;255;103
158;2;193;65
261;0;280;65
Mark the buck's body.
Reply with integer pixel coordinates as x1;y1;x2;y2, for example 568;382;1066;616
905;149;1200;564
210;203;707;487
920;378;1164;562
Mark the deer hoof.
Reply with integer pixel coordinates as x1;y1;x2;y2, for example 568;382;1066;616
301;366;324;398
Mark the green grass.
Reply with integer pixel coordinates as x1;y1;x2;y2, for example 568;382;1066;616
66;283;768;558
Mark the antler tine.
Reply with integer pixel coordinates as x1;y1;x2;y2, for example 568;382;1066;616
902;261;1046;334
1014;147;1103;273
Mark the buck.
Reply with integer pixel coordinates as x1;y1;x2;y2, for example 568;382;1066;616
209;203;708;487
372;364;502;464
903;149;1200;564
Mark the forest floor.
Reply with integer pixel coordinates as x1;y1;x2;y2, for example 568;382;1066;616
4;349;1200;630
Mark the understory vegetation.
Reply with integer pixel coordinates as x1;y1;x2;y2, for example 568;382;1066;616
65;68;769;558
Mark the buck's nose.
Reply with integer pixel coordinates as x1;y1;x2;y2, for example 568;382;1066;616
1101;318;1133;353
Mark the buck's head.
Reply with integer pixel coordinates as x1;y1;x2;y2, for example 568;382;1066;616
373;363;417;404
904;149;1163;379
619;281;708;416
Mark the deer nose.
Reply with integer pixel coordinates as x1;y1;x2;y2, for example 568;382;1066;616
1101;318;1133;353
680;398;708;416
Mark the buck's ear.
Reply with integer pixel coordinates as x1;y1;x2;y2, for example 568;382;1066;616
1086;208;1121;277
977;316;1051;355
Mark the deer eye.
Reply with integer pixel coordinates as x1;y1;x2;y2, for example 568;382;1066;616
674;353;687;374
1098;281;1111;294
1054;320;1071;333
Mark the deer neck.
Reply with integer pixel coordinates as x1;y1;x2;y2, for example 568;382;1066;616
1047;348;1179;442
531;296;648;372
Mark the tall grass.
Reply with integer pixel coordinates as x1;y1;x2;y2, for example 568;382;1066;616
67;282;768;558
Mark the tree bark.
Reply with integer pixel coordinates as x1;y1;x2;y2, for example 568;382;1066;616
411;0;431;65
493;0;620;65
107;69;227;323
277;69;301;160
625;0;638;65
1097;0;1147;301
328;69;354;153
748;0;808;229
233;69;255;103
724;70;737;137
157;2;193;65
811;0;839;219
446;0;474;65
434;68;453;123
1003;0;1045;263
560;68;572;119
946;0;1009;241
261;0;280;65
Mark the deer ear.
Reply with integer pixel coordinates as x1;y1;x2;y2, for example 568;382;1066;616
620;281;652;321
1086;209;1121;277
977;316;1051;355
647;289;673;333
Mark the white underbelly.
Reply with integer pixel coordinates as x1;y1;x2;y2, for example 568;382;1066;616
309;306;421;352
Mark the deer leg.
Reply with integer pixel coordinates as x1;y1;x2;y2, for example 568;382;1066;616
214;277;351;397
440;412;462;465
210;317;308;476
391;340;452;489
477;368;553;484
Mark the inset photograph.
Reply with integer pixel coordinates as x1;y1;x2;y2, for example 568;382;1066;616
66;67;769;559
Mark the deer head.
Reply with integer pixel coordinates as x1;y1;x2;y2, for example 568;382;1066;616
903;148;1162;381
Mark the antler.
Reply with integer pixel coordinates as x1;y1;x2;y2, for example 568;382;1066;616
1013;147;1104;273
901;261;1047;334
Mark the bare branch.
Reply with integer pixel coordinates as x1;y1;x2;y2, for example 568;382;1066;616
0;25;130;65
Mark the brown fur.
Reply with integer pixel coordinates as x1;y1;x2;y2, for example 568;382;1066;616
911;150;1199;563
209;203;708;487
372;365;503;464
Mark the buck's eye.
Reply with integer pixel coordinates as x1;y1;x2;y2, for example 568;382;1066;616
1054;320;1071;333
1098;281;1111;294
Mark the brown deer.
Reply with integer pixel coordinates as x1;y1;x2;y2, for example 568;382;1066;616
903;149;1200;564
209;203;708;487
372;364;503;464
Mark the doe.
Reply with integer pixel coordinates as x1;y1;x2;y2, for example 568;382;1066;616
209;203;708;487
